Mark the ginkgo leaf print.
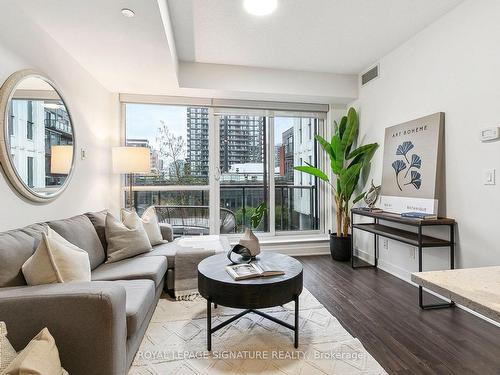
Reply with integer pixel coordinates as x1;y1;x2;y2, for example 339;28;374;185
396;141;414;163
405;170;422;190
392;160;407;191
404;154;422;178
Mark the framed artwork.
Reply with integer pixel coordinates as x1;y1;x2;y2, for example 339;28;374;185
380;113;445;215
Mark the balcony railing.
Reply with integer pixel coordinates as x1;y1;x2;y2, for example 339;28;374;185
129;184;318;232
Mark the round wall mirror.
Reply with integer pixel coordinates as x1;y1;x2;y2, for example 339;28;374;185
0;70;75;202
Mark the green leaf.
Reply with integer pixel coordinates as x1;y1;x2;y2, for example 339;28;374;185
250;202;266;229
330;135;344;174
353;192;366;204
339;162;362;201
294;166;329;182
314;134;333;158
346;143;378;160
338;116;347;139
341;108;359;155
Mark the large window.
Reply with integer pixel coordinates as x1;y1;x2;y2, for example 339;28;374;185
124;102;323;237
219;114;268;233
125;104;210;215
274;117;319;232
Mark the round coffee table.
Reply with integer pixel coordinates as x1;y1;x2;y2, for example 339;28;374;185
198;252;303;351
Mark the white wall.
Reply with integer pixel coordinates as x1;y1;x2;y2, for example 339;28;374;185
351;0;500;278
0;8;116;231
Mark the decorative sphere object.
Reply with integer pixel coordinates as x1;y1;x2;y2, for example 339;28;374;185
227;228;261;264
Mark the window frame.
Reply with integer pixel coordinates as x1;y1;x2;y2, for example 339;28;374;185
120;96;330;239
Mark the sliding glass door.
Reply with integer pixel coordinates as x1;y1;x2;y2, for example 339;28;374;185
124;101;324;238
274;116;319;232
217;113;269;233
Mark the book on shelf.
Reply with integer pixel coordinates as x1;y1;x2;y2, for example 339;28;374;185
358;207;383;213
401;212;437;220
226;261;285;281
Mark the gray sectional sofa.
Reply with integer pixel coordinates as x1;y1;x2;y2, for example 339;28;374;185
0;210;177;375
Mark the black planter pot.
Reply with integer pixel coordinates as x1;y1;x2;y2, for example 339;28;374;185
329;233;352;261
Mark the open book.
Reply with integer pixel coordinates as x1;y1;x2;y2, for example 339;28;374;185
226;262;285;281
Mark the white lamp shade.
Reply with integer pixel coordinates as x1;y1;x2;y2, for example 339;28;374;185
112;147;150;174
50;145;73;174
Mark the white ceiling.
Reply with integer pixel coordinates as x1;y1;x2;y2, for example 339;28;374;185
168;0;464;74
5;0;465;103
15;0;179;94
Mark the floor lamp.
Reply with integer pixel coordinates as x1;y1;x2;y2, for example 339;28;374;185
112;147;150;210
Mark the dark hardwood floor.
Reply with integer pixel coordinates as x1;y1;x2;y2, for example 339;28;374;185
298;255;500;375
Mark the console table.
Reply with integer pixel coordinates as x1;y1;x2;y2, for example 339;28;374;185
350;208;456;309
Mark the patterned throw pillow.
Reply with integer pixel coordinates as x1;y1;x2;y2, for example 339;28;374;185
2;327;68;375
0;322;17;372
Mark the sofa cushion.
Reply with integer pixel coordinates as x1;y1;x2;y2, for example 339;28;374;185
122;208;165;246
138;241;178;269
84;210;108;254
105;213;152;263
22;228;91;286
0;223;47;287
3;327;68;375
48;215;105;270
91;256;167;288
113;280;155;338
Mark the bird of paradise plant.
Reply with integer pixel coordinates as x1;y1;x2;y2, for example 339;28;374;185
294;108;378;237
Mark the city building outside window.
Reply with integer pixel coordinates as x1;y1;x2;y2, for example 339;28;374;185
124;102;322;236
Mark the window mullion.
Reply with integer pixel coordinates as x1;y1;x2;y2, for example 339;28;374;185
268;116;276;236
208;108;220;234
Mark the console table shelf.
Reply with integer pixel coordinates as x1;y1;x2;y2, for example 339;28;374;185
350;208;456;310
352;223;451;248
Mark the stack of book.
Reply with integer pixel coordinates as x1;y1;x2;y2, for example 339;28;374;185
400;212;437;220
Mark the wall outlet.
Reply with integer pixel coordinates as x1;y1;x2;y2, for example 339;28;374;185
383;239;389;250
409;246;416;260
484;168;496;185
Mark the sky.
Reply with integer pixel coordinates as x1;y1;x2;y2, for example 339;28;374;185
125;103;295;153
126;104;187;147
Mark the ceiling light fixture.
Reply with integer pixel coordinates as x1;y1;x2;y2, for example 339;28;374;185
121;8;135;18
243;0;278;16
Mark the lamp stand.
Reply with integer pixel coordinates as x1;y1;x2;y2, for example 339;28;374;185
128;173;134;210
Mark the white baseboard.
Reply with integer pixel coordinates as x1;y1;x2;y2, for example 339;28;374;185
262;242;330;257
354;247;500;328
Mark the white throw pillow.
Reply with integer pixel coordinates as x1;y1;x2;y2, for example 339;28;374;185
3;327;68;375
0;322;17;372
121;207;165;246
105;212;152;263
22;228;91;286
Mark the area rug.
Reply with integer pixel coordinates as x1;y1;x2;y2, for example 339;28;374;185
129;288;387;374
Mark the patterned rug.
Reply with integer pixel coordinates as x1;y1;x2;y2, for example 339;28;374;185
129;288;387;374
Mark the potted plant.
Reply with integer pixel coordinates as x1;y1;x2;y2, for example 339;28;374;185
228;202;267;263
294;108;378;261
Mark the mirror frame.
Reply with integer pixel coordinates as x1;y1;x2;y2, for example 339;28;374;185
0;69;76;203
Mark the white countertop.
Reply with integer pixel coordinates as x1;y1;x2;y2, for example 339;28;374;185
411;266;500;322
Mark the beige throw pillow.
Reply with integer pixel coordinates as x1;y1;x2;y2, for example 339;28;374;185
3;327;68;375
105;212;152;263
0;322;17;372
22;227;91;286
121;207;165;246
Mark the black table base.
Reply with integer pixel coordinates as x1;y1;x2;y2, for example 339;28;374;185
206;295;299;351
